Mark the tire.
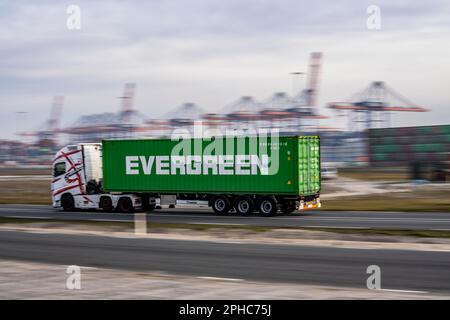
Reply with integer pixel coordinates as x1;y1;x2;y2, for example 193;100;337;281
234;196;254;216
117;197;134;213
61;194;75;212
257;196;278;217
211;196;231;215
100;196;113;212
281;201;297;214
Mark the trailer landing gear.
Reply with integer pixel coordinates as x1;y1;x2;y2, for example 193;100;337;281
281;201;297;214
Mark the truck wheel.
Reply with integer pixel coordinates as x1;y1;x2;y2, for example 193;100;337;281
257;196;278;217
61;194;75;212
234;196;254;216
211;196;231;215
281;201;297;214
100;196;113;212
117;197;134;213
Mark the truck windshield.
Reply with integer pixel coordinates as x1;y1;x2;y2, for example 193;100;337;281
53;162;66;177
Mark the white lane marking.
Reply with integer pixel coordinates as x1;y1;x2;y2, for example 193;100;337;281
147;214;450;225
285;216;450;222
90;219;126;222
0;218;429;230
95;215;450;223
2;208;450;226
4;211;450;225
1;215;126;223
146;213;450;223
301;225;367;229
189;222;245;226
5;215;52;220
1;206;450;220
377;288;429;294
0;208;51;212
198;276;243;282
3;214;450;227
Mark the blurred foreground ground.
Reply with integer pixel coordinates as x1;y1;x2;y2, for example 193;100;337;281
1;259;447;300
1;206;450;299
1;223;450;300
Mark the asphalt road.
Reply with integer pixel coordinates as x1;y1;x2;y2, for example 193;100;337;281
1;204;450;230
0;229;449;293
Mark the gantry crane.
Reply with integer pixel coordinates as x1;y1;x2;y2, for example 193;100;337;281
328;81;428;131
18;96;64;148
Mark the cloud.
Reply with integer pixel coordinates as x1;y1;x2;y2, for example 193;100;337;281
0;0;450;139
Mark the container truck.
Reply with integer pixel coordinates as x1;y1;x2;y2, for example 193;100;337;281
51;136;321;216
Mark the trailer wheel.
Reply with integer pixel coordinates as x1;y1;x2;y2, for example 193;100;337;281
257;196;278;217
117;197;134;214
61;194;75;212
281;201;297;214
211;196;231;215
100;196;113;212
234;196;254;216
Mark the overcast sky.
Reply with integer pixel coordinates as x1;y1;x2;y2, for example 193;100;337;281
1;0;450;139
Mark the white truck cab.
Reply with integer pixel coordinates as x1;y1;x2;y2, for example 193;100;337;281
51;143;142;212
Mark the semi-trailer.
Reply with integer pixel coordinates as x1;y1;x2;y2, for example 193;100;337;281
51;135;321;216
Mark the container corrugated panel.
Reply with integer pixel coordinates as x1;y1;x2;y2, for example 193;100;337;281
298;136;321;194
102;136;321;196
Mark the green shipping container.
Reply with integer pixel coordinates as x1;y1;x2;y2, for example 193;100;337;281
102;136;320;196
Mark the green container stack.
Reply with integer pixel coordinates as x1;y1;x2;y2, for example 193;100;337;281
368;125;450;167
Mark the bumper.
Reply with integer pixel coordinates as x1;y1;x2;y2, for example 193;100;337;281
52;199;60;208
298;198;321;211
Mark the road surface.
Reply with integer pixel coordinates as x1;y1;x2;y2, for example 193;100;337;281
1;204;450;230
0;229;449;293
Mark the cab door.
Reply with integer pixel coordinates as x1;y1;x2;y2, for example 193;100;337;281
51;161;67;204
